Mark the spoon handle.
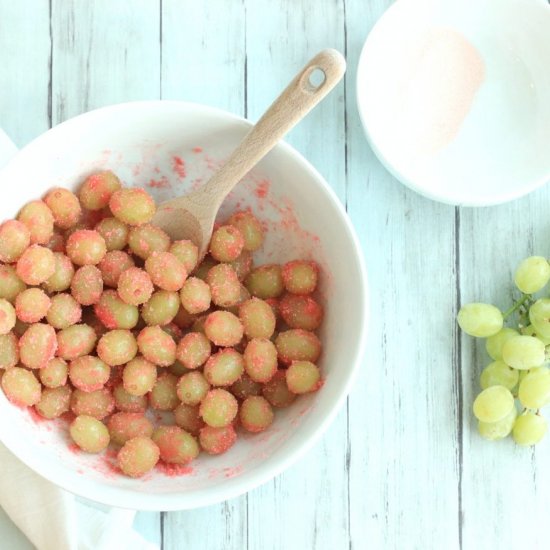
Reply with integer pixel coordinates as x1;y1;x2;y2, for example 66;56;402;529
201;48;346;205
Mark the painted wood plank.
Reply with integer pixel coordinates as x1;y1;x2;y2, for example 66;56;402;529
134;511;163;548
345;1;461;548
160;2;248;548
245;2;349;549
51;0;161;124
0;1;51;146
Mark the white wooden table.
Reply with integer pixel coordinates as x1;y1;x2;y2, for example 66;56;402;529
1;1;549;549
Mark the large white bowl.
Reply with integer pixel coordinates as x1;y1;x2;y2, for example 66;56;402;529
0;101;368;511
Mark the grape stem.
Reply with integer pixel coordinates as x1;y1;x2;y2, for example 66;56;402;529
503;294;531;320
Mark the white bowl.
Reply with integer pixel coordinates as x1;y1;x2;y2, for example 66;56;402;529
0;101;368;511
357;0;550;206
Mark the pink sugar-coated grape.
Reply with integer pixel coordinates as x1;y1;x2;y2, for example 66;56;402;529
145;251;187;292
44;187;82;230
199;424;237;455
16;245;56;285
98;250;135;288
278;293;324;331
109;188;156;226
0;220;31;262
66;229;107;266
209;225;245;262
79;171;122;211
19;323;57;369
281;260;319;295
204;310;244;347
117;267;154;306
15;288;51;324
71;265;104;306
17;200;54;245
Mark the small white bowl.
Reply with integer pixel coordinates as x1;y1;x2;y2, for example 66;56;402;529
0;101;368;510
357;0;550;206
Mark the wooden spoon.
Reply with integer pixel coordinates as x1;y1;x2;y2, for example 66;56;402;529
152;49;346;257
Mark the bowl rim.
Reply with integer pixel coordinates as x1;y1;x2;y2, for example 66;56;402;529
355;0;550;207
0;100;369;510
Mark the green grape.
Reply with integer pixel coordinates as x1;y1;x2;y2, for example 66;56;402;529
94;290;139;329
107;412;153;446
44;252;75;292
207;264;241;307
261;370;296;408
199;424;237;455
275;329;322;364
97;329;138;366
152;425;199;465
239;297;276;339
66;229;107;266
145;252;187;292
35;386;71;419
1;367;41;406
20;323;57;369
227;211;264;252
174;403;205;435
457;303;503;338
98;250;135;288
39;358;68;388
518;368;550;409
117;267;154;306
0;220;30;262
122;356;157;396
95;217;129;251
286;360;322;394
16;245;56;285
209;225;245;262
69;355;110;392
79;171;122;211
128;223;170;260
0;299;16;335
529;298;550;339
109;188;156;226
179;277;211;314
512;412;547;446
244;338;278;383
199;388;238;427
0;265;27;303
17;200;54;245
204;348;244;386
245;264;284;299
46;293;82;329
70;415;110;453
141;290;180;326
478;405;517;440
170;240;199;273
502;335;545;370
70;388;115;419
57;324;97;360
176;332;211;370
239;396;274;433
149;373;179;410
479;360;519;391
472;385;514;423
44;187;82;230
117;436;160;478
485;328;519;360
71;265;104;305
204;311;244;347
514;256;550;294
176;371;210;406
137;326;176;366
279;293;323;331
0;332;19;369
282;260;319;295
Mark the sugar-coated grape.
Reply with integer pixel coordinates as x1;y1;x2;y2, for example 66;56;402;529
152;425;199;464
117;436;160;478
170;240;199;273
113;383;147;413
71;265;104;305
275;329;322;364
0;332;18;369
512;412;547;445
69;355;110;392
518;367;550;409
17;200;54;244
176;332;211;370
478;405;517;440
473;385;515;423
20;323;57;369
39;358;68;388
97;329;138;366
0;265;27;303
177;371;210;406
286;361;322;394
207;264;241;307
117;267;154;306
145;251;187;292
94;290;139;330
109;188;156;226
140;290;178;327
457;303;503;338
15;288;51;323
245;264;284;299
70;415;110;453
98;250;135;288
46;293;82;329
95;217;129;251
243;338;277;383
501;335;545;370
66;229;106;266
0;220;30;262
35;385;71;419
514;256;550;294
229;250;253;281
209;225;245;262
204;348;244;387
240;396;274;433
107;412;153;446
262;370;296;408
479;361;519;391
279;293;323;331
174;403;205;435
239;297;276;339
179;277;211;314
44;188;82;230
485;327;519;361
128;224;170;260
122;356;157;396
57;324;97;360
230;373;262;400
71;388;115;419
79;171;122;211
199;388;238;427
199;424;237;455
282;260;319;295
16;245;56;285
204;310;243;347
44;252;75;292
227;211;264;252
137;326;176;366
149;373;179;410
0;299;16;334
1;367;41;406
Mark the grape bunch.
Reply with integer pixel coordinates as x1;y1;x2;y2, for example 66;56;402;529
458;256;550;446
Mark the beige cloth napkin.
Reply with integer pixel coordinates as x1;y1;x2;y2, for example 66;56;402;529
0;443;159;550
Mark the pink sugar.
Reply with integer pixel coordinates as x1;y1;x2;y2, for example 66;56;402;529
172;156;187;179
147;176;170;189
